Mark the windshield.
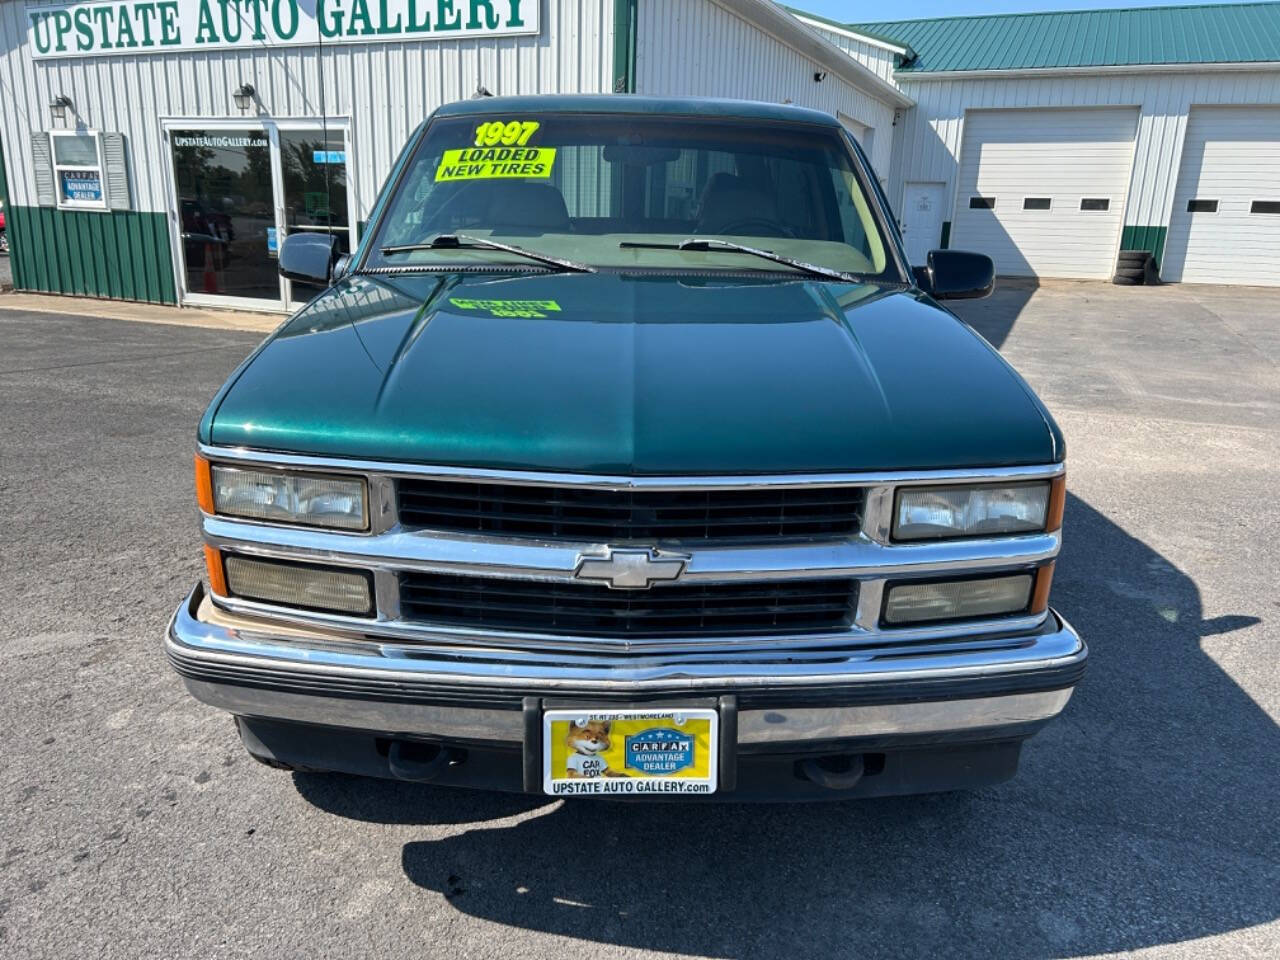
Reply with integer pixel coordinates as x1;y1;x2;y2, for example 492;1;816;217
364;112;899;280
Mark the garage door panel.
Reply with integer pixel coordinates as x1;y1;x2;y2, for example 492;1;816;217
953;108;1139;280
1163;107;1280;286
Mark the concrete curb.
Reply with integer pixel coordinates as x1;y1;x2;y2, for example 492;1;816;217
0;291;283;333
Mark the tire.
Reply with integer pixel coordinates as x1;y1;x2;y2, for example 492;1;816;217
1117;249;1150;263
1112;274;1142;285
249;751;300;771
247;750;330;773
235;716;323;772
1114;266;1146;281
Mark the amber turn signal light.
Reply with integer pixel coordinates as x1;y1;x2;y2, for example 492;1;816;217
1045;474;1066;534
203;545;228;597
1031;562;1055;614
195;454;215;514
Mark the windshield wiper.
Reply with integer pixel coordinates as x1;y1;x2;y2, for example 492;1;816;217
619;238;857;282
381;233;595;273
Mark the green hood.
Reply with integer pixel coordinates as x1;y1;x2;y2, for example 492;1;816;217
205;272;1061;474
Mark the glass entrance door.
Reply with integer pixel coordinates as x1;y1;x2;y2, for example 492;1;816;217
166;120;354;311
170;128;279;305
277;126;352;309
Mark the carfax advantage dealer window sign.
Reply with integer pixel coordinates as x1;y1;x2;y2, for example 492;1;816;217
27;0;538;59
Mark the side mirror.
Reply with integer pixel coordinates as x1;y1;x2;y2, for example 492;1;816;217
278;232;340;285
916;249;995;301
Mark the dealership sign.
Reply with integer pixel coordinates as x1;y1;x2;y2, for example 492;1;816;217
28;0;537;59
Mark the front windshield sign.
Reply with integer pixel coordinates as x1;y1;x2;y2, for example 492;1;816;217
365;112;900;281
436;120;556;182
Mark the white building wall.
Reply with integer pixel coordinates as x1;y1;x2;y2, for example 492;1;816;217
888;70;1280;244
635;0;898;176
0;0;615;218
793;17;901;85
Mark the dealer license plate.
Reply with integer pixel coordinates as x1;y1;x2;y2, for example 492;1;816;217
542;708;719;797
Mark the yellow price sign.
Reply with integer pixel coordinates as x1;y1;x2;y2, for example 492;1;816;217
435;146;557;182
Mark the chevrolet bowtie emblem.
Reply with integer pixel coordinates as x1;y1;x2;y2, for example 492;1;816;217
574;548;690;590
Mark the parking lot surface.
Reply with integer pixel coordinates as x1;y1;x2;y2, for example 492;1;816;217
1;280;1277;959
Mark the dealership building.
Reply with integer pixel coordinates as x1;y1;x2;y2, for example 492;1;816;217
0;0;1276;310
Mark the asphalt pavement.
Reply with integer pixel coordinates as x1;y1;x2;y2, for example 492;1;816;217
1;280;1277;959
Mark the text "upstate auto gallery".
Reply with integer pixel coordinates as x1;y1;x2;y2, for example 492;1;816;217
28;0;536;59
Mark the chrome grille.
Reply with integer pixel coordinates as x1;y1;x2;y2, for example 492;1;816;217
398;572;858;639
396;479;864;542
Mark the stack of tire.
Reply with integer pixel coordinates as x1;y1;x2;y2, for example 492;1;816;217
1113;249;1160;285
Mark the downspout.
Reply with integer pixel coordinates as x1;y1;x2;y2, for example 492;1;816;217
0;136;8;208
0;134;11;285
613;0;638;92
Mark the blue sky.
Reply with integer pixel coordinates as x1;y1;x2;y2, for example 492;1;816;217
794;0;1225;21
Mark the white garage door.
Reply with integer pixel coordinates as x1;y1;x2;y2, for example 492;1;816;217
839;113;875;157
1162;107;1280;287
952;108;1139;279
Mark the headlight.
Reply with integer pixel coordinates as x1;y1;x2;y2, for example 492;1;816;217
883;573;1034;625
893;481;1053;541
204;462;368;531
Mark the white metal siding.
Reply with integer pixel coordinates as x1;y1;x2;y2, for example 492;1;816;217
796;19;901;85
0;0;614;218
1163;107;1280;286
635;0;897;177
952;107;1138;279
888;71;1280;259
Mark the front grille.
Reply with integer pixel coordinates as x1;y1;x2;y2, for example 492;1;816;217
399;572;858;639
396;479;864;542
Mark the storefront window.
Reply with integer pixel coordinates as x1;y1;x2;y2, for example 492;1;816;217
278;128;352;304
167;124;353;307
170;129;278;301
52;132;107;210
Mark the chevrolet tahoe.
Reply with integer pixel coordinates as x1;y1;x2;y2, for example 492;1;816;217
167;96;1086;800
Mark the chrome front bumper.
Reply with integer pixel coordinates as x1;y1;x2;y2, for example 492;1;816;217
166;584;1086;749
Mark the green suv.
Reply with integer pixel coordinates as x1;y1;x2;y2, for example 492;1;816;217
168;96;1084;800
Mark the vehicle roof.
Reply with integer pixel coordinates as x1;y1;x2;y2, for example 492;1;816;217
434;95;842;127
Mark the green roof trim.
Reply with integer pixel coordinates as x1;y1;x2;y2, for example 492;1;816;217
843;2;1280;73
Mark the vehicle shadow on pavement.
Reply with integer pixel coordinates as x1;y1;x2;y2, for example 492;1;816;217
294;494;1277;959
951;277;1039;350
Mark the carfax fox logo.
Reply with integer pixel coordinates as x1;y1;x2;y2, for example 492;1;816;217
564;720;625;779
625;728;695;775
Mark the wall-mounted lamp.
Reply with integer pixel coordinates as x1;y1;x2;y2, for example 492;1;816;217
49;95;72;121
233;83;256;112
813;71;827;83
